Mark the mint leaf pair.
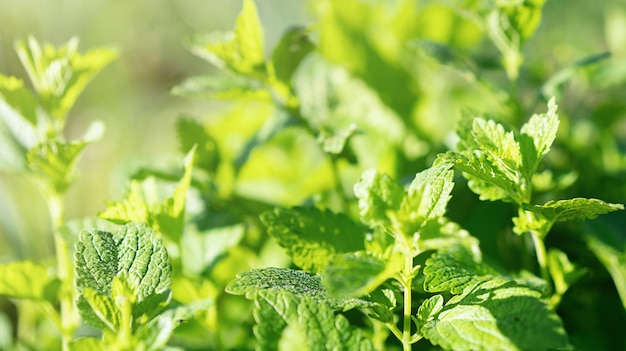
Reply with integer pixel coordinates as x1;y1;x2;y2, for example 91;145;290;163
227;268;374;351
420;253;569;351
74;223;177;349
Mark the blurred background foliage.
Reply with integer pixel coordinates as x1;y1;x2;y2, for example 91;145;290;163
1;0;626;350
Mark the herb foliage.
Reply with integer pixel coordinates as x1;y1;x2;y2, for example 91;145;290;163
1;0;626;350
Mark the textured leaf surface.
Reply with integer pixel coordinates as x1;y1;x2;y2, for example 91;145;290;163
354;169;404;228
423;279;568;351
261;207;367;273
254;291;374;351
423;252;499;294
0;261;60;301
523;198;624;222
74;223;172;330
519;98;559;178
226;267;372;310
323;251;401;298
395;164;454;234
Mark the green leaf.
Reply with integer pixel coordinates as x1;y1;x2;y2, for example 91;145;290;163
522;198;624;223
80;287;121;333
99;149;196;242
393;163;455;235
98;180;151;224
176;117;219;174
253;291;374;351
418;218;481;260
15;36;117;120
0;261;60;301
423;252;499;294
171;74;271;101
470;118;521;184
26;140;88;195
154;146;196;242
353;169;404;228
0;74;38;152
323;251;402;298
415;294;444;331
548;249;586;297
74;223;172;330
519;98;559;179
438;152;517;203
584;221;626;310
225;267;373;311
316;0;419;120
422;278;569;351
270;27;315;84
181;224;245;275
187;0;265;77
260;207;367;273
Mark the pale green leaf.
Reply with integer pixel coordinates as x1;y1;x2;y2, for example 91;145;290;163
523;198;624;223
0;74;38;150
171;74;271;101
260;207;367;273
187;0;265;77
154;146;196;242
394;163;454;234
519;98;559;178
548;249;586;297
471;118;521;184
323;251;402;298
354;169;404;228
0;261;60;301
15;36;117;120
415;294;444;331
422;278;569;351
26;140;88;194
226;267;373;310
80;287;121;333
98;180;151;224
181;224;245;275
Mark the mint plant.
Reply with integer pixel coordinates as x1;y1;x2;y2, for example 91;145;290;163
1;0;626;350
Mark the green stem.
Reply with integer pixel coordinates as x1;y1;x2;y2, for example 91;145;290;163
402;255;414;351
47;193;78;351
530;231;550;289
329;155;349;213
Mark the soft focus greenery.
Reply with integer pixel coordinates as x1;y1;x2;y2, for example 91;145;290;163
1;0;626;350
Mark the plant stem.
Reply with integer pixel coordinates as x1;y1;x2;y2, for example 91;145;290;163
47;192;78;351
530;231;550;289
402;255;414;351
